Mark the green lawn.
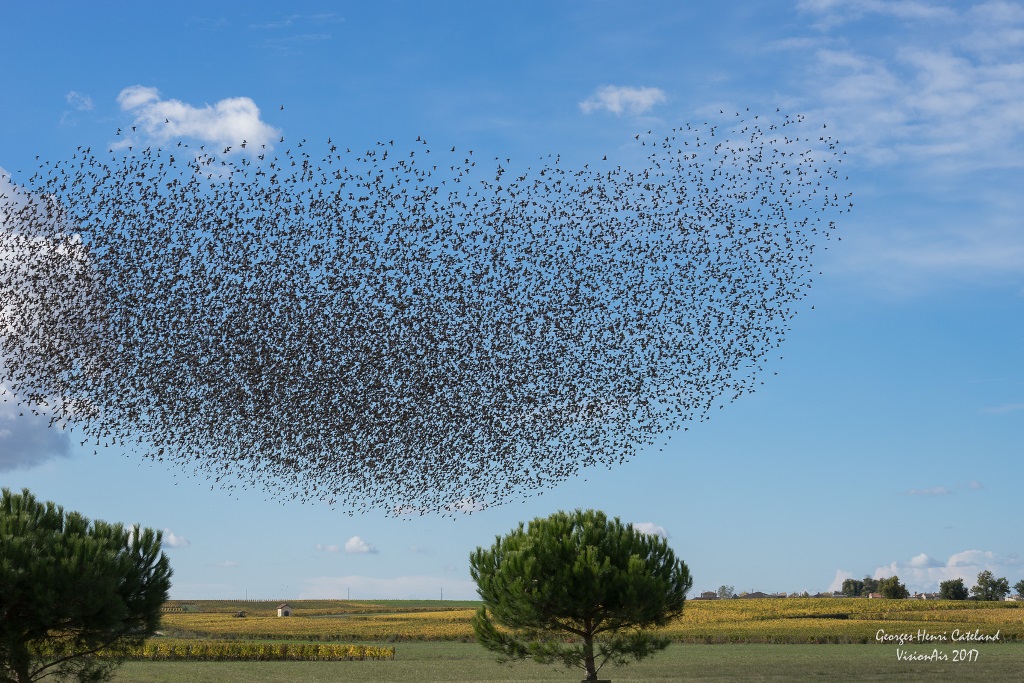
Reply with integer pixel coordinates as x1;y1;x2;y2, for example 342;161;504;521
111;642;1024;682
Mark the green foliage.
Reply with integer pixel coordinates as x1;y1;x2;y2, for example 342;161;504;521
877;576;909;599
0;488;172;683
939;578;969;600
469;508;692;681
841;579;864;597
971;571;1010;602
717;585;735;600
1014;580;1024;599
861;576;879;595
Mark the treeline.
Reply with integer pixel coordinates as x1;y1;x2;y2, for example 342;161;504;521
841;571;1023;600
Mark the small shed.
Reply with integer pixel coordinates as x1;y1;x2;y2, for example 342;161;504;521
277;603;293;617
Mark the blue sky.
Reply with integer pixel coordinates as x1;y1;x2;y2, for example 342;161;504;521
1;0;1022;600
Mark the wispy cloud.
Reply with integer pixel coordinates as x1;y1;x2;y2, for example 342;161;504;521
906;486;952;496
344;535;378;554
248;12;342;54
116;86;280;152
579;85;667;116
782;1;1024;292
248;12;341;31
316;543;341;553
794;2;1024;171
65;90;93;111
904;480;985;496
162;529;191;548
632;521;670;539
797;0;957;27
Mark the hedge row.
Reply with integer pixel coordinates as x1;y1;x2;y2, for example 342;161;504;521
125;640;395;661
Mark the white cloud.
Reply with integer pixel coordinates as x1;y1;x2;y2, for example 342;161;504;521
117;85;160;110
0;169;93;470
871;549;1022;593
579;85;667;116
344;535;377;554
162;529;191;548
906;486;952;496
632;521;670;539
116;85;280;152
794;4;1024;172
797;0;957;28
784;2;1024;292
907;552;943;568
828;569;856;592
65;91;93;111
300;575;478;600
316;543;341;553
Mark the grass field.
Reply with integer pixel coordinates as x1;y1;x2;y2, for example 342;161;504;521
111;641;1024;682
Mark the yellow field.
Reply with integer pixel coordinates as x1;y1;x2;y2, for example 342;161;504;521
125;640;394;661
159;598;1024;644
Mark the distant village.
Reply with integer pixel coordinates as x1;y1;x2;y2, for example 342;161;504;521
694;590;1023;601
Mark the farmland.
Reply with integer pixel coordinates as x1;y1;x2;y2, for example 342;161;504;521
158;597;1024;644
99;599;1024;681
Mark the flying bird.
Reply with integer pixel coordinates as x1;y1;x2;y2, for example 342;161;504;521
0;110;850;515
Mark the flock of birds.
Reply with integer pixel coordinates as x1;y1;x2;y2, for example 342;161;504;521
0;111;850;514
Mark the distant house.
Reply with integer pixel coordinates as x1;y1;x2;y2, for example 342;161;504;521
277;603;293;617
867;592;883;599
913;592;940;600
696;592;719;600
738;592;769;599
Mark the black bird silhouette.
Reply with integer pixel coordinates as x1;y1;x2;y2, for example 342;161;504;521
0;110;850;514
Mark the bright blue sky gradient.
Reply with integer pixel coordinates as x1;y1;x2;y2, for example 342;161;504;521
1;1;1022;599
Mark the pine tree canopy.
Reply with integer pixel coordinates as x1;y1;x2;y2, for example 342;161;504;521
0;488;172;683
470;508;691;681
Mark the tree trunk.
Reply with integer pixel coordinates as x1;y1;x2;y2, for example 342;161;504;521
582;633;597;681
11;650;32;683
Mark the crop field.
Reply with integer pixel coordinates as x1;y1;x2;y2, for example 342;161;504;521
100;600;1024;681
158;598;1024;644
